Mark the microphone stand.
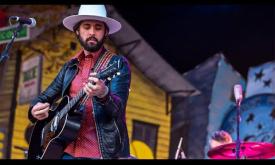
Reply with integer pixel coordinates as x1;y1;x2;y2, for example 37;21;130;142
235;100;241;159
0;23;23;64
175;137;184;159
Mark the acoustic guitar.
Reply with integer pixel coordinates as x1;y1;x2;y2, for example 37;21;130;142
27;60;121;159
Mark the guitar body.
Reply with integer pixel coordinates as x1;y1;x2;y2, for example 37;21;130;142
28;96;83;159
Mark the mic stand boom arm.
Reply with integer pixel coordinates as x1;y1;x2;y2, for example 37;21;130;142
0;23;23;64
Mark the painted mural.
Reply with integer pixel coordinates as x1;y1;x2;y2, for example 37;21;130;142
221;94;275;144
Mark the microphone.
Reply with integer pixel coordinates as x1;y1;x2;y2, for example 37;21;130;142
234;84;243;107
9;16;36;27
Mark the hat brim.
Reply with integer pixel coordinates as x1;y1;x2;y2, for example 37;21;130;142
63;15;121;34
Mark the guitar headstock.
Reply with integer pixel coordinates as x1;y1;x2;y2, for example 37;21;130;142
97;59;122;81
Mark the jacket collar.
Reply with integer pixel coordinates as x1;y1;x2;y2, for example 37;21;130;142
67;47;106;68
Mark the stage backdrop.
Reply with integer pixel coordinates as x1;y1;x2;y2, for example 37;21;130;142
170;54;246;159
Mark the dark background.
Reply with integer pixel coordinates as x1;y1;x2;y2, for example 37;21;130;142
114;5;275;78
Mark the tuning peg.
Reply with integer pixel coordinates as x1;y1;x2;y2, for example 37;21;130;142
107;77;111;81
117;72;121;75
113;75;116;78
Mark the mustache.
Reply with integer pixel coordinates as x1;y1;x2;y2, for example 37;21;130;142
86;36;98;42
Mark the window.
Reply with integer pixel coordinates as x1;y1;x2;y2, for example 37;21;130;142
132;120;159;156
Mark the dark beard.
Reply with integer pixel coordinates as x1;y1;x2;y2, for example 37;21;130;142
77;34;105;52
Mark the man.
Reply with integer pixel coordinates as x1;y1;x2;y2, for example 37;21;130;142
209;130;233;149
28;4;131;159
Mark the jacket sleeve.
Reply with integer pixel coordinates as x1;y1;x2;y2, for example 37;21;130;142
95;56;131;118
28;62;68;123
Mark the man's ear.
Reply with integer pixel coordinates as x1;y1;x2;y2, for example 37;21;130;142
105;28;109;36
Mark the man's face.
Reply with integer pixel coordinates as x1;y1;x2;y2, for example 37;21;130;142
76;20;107;52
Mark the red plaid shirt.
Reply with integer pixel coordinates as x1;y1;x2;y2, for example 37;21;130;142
64;48;103;158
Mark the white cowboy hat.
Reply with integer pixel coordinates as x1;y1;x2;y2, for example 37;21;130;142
63;5;121;34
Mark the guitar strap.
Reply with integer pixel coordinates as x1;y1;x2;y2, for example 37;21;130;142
79;48;116;105
93;48;116;73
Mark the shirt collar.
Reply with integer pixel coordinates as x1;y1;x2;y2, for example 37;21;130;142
72;47;104;62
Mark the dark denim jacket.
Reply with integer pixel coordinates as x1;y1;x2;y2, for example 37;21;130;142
28;51;131;159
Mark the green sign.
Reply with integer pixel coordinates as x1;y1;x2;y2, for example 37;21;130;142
0;25;30;44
